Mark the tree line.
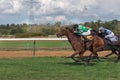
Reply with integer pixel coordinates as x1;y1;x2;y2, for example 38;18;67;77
83;19;120;34
0;20;120;37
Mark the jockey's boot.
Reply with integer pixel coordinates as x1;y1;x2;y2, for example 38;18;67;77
82;35;89;43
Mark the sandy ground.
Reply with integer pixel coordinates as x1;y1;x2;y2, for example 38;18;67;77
0;50;115;58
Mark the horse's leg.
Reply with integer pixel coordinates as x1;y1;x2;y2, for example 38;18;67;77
115;56;120;63
104;50;118;58
73;53;83;62
71;51;80;62
94;52;100;61
104;52;114;58
86;47;100;63
89;52;100;61
88;53;93;57
78;51;86;62
89;53;100;61
115;54;120;63
115;50;120;63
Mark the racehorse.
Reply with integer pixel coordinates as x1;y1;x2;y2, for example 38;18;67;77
56;27;104;64
91;29;120;62
57;27;86;62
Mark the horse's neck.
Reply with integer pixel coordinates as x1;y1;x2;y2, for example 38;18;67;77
68;34;74;43
66;32;80;44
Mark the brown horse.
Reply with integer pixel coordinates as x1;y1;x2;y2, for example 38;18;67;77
57;27;85;62
91;29;120;62
56;27;104;63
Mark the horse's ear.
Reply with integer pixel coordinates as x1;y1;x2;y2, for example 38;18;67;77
65;27;69;29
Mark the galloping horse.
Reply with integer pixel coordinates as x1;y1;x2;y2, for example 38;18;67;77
91;30;120;62
56;27;104;64
57;27;85;62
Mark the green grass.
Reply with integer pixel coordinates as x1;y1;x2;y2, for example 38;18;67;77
0;57;120;80
0;41;70;47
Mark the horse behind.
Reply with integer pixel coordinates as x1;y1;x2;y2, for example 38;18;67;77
91;29;120;62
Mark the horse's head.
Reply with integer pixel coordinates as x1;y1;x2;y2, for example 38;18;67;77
90;29;105;38
90;29;98;36
56;27;69;38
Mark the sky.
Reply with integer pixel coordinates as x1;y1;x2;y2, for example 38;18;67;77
0;0;120;24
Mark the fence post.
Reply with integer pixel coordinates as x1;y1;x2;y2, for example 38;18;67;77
33;40;36;57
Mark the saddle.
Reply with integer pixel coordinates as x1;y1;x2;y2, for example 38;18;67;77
81;35;93;50
81;35;93;41
87;35;93;40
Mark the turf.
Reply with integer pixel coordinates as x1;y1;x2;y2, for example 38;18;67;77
0;57;120;80
0;41;70;47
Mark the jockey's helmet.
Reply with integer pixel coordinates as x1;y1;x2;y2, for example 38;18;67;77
73;24;78;29
99;26;105;32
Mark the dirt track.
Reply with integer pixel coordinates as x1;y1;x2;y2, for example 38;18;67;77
0;50;115;58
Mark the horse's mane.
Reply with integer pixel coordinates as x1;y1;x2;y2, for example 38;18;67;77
67;28;82;39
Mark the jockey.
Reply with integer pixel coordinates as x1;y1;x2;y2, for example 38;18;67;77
98;27;118;41
73;24;91;42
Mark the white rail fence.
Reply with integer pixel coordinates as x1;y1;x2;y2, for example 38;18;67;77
0;38;68;56
0;38;67;41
